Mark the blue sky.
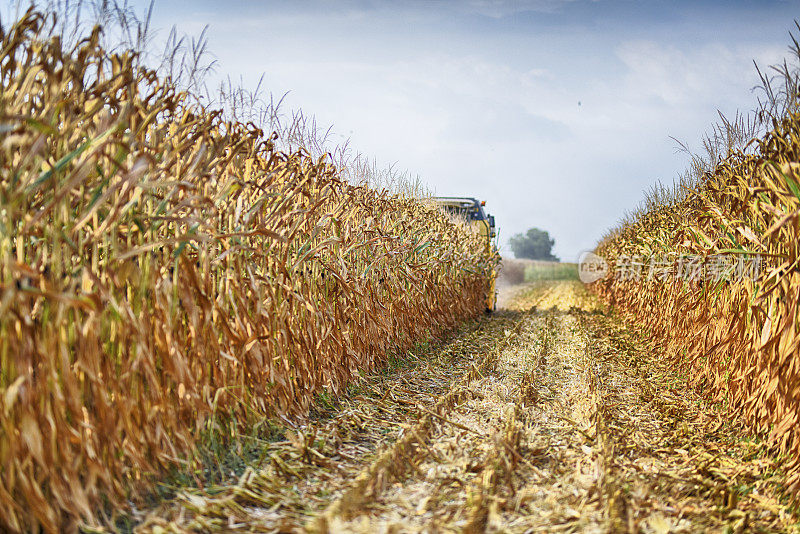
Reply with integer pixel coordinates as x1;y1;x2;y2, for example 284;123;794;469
21;0;800;259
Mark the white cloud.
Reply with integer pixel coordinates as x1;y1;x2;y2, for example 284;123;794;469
615;40;783;109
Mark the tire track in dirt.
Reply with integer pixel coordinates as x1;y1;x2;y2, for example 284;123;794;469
315;282;607;533
310;314;528;532
314;309;542;532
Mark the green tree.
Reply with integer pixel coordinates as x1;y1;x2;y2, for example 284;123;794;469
509;228;559;261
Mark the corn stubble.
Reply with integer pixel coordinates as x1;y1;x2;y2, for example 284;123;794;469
592;64;800;501
0;11;496;532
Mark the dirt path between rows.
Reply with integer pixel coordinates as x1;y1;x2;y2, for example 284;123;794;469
139;281;796;533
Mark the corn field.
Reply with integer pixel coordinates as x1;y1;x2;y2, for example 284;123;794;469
592;70;800;500
0;11;496;532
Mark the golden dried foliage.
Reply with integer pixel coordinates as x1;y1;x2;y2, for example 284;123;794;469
0;10;496;532
593;95;800;498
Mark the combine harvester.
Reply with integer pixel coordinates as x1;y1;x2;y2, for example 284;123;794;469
433;197;498;312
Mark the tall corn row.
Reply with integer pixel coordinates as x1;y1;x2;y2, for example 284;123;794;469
0;11;496;532
593;95;800;497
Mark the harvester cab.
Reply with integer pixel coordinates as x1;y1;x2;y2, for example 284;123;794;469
432;197;498;312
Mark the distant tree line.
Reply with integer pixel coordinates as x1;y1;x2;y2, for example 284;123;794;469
510;227;559;261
